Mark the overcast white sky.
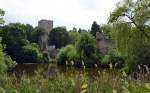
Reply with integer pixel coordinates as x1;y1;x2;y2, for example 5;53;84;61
0;0;121;30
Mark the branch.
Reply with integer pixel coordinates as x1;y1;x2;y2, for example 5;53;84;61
123;14;149;38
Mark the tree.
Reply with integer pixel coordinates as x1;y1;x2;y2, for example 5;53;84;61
69;31;80;45
75;32;99;67
108;0;150;70
48;27;71;48
19;43;43;63
1;23;44;63
109;0;150;37
0;9;4;25
1;23;28;60
90;21;101;37
101;24;115;39
0;9;15;73
57;44;78;65
76;32;96;60
25;24;34;42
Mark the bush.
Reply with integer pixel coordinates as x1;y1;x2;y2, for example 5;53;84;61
11;90;19;93
76;32;96;59
0;38;16;73
101;49;125;68
0;87;5;93
57;32;103;67
4;55;16;71
20;43;43;63
131;45;150;69
57;45;79;65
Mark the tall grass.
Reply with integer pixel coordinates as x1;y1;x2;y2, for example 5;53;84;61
0;67;150;93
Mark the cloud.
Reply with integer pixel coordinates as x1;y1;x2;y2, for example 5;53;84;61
0;0;120;30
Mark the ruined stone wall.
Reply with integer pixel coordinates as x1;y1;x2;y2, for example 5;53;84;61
96;32;116;53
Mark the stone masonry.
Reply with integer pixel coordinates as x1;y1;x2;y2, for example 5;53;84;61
96;32;116;54
38;19;53;50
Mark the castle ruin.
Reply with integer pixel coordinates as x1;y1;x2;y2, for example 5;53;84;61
38;20;53;50
96;32;116;53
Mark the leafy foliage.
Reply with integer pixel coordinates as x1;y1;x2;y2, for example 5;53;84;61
19;43;43;63
108;0;150;71
69;31;80;45
90;21;101;37
48;27;71;48
0;9;4;25
101;49;124;68
76;32;96;60
57;44;78;65
0;23;45;63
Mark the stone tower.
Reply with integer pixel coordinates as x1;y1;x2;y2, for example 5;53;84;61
38;20;53;33
38;19;53;50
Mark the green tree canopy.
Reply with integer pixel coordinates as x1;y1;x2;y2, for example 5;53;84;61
90;21;101;37
0;9;4;25
108;0;150;70
76;32;96;59
1;23;44;63
109;0;150;37
0;9;16;73
48;27;71;48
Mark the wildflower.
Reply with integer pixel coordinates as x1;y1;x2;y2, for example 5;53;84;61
83;66;86;69
138;65;141;70
109;63;113;69
71;60;74;66
94;64;98;68
145;83;150;90
66;60;68;66
112;89;117;93
122;71;127;78
80;89;86;93
81;83;88;93
98;70;101;75
144;65;150;74
82;60;85;67
122;86;130;93
71;79;75;86
0;87;5;93
36;89;40;93
81;83;88;89
11;90;19;93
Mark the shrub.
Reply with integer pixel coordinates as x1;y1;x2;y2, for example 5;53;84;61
57;45;79;65
101;49;125;68
76;32;96;59
19;43;43;63
0;87;5;93
0;38;16;73
131;45;150;70
11;90;19;93
4;55;16;71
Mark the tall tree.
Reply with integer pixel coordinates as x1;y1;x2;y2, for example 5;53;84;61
0;9;4;25
90;21;101;37
48;27;71;48
109;0;150;37
109;0;150;70
76;32;96;59
1;23;43;63
0;9;15;73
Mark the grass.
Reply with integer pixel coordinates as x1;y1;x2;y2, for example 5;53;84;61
0;66;150;93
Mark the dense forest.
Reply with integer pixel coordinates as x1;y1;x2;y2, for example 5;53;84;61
0;0;150;93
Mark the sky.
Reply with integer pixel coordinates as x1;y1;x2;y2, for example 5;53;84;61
0;0;121;30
